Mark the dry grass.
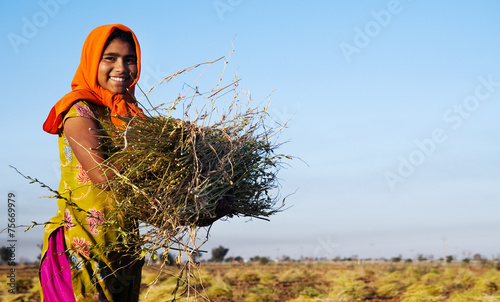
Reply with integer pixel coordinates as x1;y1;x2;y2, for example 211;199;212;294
137;261;500;301
3;262;500;301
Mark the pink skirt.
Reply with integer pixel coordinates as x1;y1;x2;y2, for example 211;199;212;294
40;227;76;302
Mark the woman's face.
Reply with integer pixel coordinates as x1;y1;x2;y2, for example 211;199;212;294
97;38;137;94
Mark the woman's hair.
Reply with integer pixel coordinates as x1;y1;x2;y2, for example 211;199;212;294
103;28;136;53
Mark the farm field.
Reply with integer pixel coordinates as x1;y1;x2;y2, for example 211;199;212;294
1;261;500;301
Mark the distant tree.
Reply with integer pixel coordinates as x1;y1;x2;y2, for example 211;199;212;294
189;250;202;264
391;255;402;263
234;256;243;262
249;255;269;264
446;255;454;263
281;255;291;262
462;258;470;264
211;245;229;262
225;256;243;263
250;256;260;262
417;254;427;262
0;246;10;263
472;253;489;265
159;251;176;265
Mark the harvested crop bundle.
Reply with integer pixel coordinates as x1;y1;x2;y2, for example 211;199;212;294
105;110;285;229
97;57;291;258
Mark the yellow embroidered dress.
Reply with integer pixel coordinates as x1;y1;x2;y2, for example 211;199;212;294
41;101;143;301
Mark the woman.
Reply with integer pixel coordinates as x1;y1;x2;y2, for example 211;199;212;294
40;24;144;302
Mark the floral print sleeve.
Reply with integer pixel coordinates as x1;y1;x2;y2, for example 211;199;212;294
63;100;99;122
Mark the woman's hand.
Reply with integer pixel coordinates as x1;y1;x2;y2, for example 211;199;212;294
196;189;234;227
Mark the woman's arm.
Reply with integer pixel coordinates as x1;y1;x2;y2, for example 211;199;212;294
63;116;116;189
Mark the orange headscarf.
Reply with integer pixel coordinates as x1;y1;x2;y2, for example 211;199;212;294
43;24;143;134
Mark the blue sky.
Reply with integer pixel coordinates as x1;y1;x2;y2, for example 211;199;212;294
1;1;500;262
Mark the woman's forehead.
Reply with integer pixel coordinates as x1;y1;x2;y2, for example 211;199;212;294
102;39;136;55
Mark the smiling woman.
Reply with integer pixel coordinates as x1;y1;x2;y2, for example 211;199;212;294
40;24;144;302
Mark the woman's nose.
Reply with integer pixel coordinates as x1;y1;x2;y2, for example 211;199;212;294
114;58;127;72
